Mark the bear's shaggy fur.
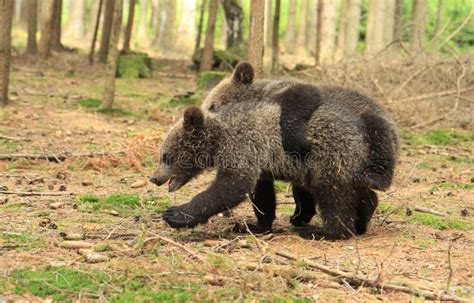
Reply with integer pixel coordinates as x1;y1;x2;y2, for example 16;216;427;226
151;99;392;240
199;62;399;233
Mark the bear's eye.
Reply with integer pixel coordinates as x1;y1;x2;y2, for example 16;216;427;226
162;152;174;165
209;104;218;112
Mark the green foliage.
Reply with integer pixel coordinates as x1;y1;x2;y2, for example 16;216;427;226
0;232;41;250
274;181;288;193
143;196;171;214
79;194;99;203
117;53;153;79
9;267;109;302
272;297;313;303
197;71;228;90
106;194;140;207
112;288;199;303
409;213;474;231
78;98;102;108
164;96;200;108
377;202;398;214
400;129;473;146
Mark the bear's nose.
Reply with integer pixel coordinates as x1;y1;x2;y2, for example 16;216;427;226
149;177;159;185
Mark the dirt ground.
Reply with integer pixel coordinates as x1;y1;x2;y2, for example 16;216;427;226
0;53;473;302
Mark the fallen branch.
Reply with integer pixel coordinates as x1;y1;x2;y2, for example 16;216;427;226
0;135;31;142
399;86;474;103
0;151;126;162
276;251;466;302
145;235;206;263
155;71;195;79
413;206;446;217
0;191;75;196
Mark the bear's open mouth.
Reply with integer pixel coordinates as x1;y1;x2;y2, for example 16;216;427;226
168;176;180;192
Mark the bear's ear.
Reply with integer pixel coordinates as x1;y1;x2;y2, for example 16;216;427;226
183;106;205;131
232;62;254;85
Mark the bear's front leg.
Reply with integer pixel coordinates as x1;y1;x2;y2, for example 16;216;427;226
163;170;257;229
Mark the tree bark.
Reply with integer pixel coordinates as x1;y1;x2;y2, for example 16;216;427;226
383;0;396;47
365;0;385;55
194;0;207;55
98;0;116;63
316;0;336;63
51;0;64;51
39;0;55;58
221;0;244;50
271;0;280;74
296;0;308;48
248;0;264;77
0;0;14;105
152;0;176;50
306;0;317;54
200;0;218;72
284;0;296;52
411;0;427;53
177;0;197;51
150;0;158;28
334;0;348;61
89;0;104;63
122;0;136;52
26;0;38;55
137;0;148;40
433;0;444;37
101;0;123;110
393;0;403;47
264;0;272;48
66;0;86;39
344;0;361;56
314;0;322;64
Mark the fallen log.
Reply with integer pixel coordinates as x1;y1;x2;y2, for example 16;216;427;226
0;151;126;163
0;191;75;196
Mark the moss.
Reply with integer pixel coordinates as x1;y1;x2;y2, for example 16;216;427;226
117;53;153;79
8;267;109;302
77;98;102;108
197;71;228;90
409;213;474;230
79;194;99;203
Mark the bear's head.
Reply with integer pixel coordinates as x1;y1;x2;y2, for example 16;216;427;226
150;106;216;192
202;62;256;115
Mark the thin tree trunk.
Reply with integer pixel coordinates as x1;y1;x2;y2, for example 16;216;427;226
102;0;123;110
383;0;396;47
122;0;136;52
152;0;176;50
89;0;104;63
306;0;317;54
137;0;148;40
334;0;348;61
411;0;427;53
66;0;86;39
284;0;296;52
221;0;244;50
365;0;385;55
89;0;100;35
248;0;264;77
98;0;116;63
26;0;38;55
271;0;280;74
393;0;403;47
0;0;14;105
200;0;218;72
177;0;197;51
194;0;207;55
51;0;64;51
317;0;336;63
264;0;272;48
314;0;322;64
433;0;444;38
296;0;308;48
150;0;158;28
344;0;361;56
39;0;55;58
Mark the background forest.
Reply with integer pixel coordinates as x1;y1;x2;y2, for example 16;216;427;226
0;0;473;302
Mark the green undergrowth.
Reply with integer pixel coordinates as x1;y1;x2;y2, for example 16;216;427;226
78;193;171;216
197;71;227;90
161;95;200;109
400;129;474;146
0;232;42;251
408;213;474;231
117;52;153;79
77;98;102;108
97;107;138;117
77;98;138;117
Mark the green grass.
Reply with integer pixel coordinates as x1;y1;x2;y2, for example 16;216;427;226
77;98;102;108
117;53;152;79
8;267;109;302
0;139;18;153
409;213;474;231
197;71;227;90
0;232;42;250
413;239;437;249
79;194;99;203
143;196;171;214
97;107;138;117
400;129;474;146
106;194;140;207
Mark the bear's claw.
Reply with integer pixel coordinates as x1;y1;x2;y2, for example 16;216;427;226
163;206;201;228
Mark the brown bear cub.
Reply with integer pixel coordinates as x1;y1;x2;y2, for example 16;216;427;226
150;64;399;240
201;62;399;234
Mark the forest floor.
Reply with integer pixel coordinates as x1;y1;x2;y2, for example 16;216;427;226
0;52;473;302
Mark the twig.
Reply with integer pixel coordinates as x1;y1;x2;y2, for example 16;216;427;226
413;206;446;217
0;191;75;196
276;251;467;302
0;151;126;162
446;241;453;291
0;135;31;142
145;235;206;263
399;86;474;103
437;5;474;50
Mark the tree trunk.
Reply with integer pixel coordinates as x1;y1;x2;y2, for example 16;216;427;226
433;0;444;38
194;0;207;55
89;0;104;63
89;0;101;35
383;0;396;47
122;0;136;52
316;0;336;63
137;0;148;40
200;0;218;72
344;0;361;56
66;0;86;39
264;0;272;48
248;0;264;77
271;0;280;74
306;0;317;54
150;0;158;28
177;0;197;51
26;0;38;55
296;0;308;48
51;0;64;51
0;0;14;105
98;0;116;63
39;0;55;58
152;0;176;50
411;0;427;53
334;0;347;61
365;0;385;55
314;0;322;64
284;0;296;52
102;0;123;110
393;0;403;46
221;0;244;50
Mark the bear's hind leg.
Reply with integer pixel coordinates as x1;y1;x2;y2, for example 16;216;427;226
299;187;358;240
290;185;316;227
247;178;276;233
355;188;378;235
